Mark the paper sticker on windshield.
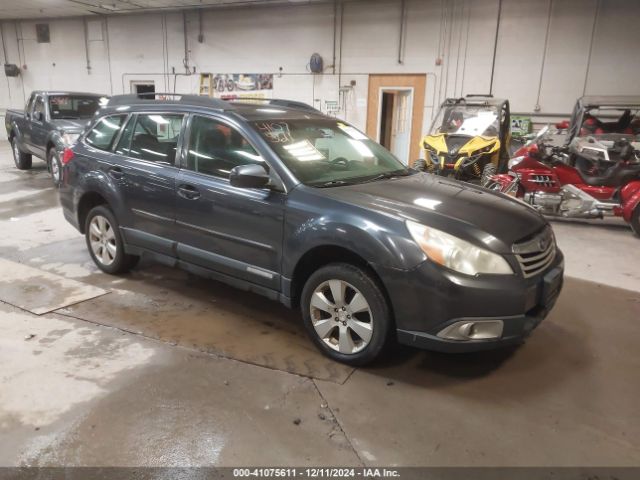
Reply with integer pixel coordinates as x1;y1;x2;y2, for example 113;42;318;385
256;122;293;143
337;123;368;140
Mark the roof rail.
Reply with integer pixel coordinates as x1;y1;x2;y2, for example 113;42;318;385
466;93;493;98
106;93;231;110
230;97;319;113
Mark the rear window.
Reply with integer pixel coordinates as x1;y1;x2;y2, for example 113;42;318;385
85;115;127;151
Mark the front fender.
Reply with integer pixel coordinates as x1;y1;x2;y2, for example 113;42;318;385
282;205;426;279
47;131;66;154
621;180;640;222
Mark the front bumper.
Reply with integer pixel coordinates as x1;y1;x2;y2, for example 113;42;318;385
376;249;564;353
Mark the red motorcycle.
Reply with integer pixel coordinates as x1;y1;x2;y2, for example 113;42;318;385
485;127;640;237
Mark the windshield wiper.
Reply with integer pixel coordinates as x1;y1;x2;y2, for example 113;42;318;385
315;179;357;188
359;170;412;183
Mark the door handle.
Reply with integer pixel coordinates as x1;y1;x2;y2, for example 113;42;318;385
108;167;124;180
178;184;201;200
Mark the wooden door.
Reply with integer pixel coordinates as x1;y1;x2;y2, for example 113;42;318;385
366;74;426;166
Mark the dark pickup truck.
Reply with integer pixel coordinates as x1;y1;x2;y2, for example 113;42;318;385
5;91;106;185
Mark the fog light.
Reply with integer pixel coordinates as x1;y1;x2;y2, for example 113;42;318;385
437;320;504;341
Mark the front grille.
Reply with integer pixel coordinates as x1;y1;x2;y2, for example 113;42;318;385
529;174;556;188
512;227;556;278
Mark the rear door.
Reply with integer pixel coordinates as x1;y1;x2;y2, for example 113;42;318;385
113;112;186;256
174;114;285;289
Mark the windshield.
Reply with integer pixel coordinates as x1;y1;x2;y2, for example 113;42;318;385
48;95;104;120
430;104;500;137
580;107;640;137
251;119;410;186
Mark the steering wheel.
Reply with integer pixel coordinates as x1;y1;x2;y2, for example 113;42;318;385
330;157;350;170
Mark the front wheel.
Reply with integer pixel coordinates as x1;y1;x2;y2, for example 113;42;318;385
85;205;139;274
481;163;497;187
47;148;62;186
301;263;391;366
11;137;32;170
630;205;640;237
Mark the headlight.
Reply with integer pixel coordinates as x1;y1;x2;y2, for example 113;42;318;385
61;132;81;146
508;155;525;169
405;220;513;276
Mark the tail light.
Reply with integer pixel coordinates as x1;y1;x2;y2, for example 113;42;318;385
62;147;75;165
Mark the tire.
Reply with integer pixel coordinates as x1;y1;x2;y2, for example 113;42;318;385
85;205;139;274
47;148;62;186
300;263;391;366
481;162;497;187
11;137;32;170
630;206;640;237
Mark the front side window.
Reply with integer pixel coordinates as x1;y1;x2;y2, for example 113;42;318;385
127;113;184;164
186;115;263;178
85;115;126;151
33;96;45;119
251;119;408;187
49;95;103;120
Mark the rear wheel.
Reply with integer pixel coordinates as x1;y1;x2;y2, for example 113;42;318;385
301;263;391;366
630;206;640;237
481;163;497;187
11;137;32;170
85;205;139;274
47;148;62;186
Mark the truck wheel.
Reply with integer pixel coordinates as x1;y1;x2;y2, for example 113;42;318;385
630;206;640;238
85;205;139;274
301;263;391;366
47;148;62;186
481;163;497;187
11;138;32;170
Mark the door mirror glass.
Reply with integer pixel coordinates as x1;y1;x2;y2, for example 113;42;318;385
34;111;43;121
229;164;270;189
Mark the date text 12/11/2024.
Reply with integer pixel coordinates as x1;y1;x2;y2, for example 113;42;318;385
232;468;401;478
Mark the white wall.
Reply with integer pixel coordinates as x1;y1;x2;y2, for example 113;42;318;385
1;0;639;141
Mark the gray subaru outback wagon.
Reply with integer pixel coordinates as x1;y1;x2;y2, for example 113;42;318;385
59;94;564;365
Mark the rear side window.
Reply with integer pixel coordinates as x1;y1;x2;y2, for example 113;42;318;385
85;115;127;151
125;113;184;165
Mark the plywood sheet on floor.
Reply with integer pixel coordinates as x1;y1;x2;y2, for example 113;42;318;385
0;258;108;315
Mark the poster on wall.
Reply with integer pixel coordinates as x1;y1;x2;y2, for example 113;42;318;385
211;74;274;100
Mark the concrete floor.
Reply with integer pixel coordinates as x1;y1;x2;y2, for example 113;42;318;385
0;141;639;467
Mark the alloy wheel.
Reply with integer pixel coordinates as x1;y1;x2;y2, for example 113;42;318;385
89;215;117;266
51;153;61;182
309;279;373;355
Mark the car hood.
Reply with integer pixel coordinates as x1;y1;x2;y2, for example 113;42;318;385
51;118;90;132
321;173;546;253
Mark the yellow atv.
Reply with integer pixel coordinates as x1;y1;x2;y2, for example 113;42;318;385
420;95;511;183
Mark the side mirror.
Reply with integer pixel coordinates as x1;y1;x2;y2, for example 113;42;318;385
229;163;270;189
34;111;43;121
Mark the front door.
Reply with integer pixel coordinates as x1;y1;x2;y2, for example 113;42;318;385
174;114;284;290
29;94;48;157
